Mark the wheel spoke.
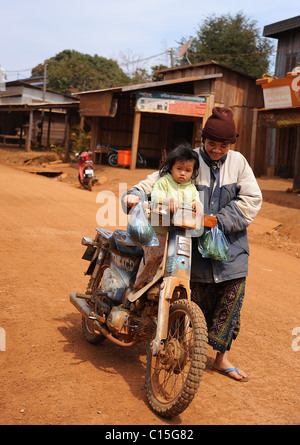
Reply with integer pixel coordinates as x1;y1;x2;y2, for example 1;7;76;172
150;308;194;402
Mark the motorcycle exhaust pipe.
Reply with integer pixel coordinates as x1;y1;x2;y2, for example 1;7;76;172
69;292;135;347
70;292;94;318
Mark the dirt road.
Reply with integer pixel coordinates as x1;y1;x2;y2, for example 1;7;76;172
0;157;299;425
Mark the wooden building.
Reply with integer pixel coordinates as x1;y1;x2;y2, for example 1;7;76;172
77;61;264;171
0;80;79;151
256;15;300;190
264;15;300;78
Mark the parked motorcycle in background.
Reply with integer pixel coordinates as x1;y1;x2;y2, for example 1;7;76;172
75;151;98;191
106;147;147;168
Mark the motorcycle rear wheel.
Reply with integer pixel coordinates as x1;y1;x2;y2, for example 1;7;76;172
107;152;118;167
145;299;207;418
137;155;147;168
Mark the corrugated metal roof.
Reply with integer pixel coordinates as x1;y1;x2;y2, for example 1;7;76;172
263;15;300;38
0;101;79;110
0;92;22;99
155;60;256;79
74;74;223;96
5;80;77;100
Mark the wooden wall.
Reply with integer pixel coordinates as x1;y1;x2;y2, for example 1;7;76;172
87;63;266;172
90;94;201;167
160;63;264;167
0;110;67;147
37;111;67;146
274;29;300;78
253;124;269;177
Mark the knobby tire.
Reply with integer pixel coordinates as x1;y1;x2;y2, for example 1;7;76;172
145;299;207;418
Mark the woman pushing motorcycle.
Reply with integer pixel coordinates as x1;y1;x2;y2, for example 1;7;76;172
123;107;262;382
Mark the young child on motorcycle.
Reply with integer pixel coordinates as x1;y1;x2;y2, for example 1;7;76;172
133;143;203;289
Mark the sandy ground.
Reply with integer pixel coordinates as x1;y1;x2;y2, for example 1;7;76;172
0;148;299;426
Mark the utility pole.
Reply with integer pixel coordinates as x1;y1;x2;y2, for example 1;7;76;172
43;63;47;101
39;63;48;149
169;48;174;67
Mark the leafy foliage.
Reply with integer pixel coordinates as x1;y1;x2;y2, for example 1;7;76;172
70;125;91;154
177;12;275;78
151;65;168;82
32;50;131;94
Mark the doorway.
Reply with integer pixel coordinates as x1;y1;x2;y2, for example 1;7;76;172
166;121;194;153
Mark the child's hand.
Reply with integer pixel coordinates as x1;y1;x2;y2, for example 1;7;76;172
169;199;181;214
192;202;203;216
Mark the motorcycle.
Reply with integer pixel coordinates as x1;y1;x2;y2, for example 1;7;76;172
106;147;147;168
69;203;217;417
75;151;98;191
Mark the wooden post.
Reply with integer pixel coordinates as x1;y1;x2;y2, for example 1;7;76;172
250;108;258;170
267;128;276;176
25;110;33;152
47;109;52;147
63;110;71;162
130;111;141;170
293;126;300;191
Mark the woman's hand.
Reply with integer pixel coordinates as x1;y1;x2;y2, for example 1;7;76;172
124;194;140;208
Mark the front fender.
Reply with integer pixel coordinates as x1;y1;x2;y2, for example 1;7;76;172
85;256;97;276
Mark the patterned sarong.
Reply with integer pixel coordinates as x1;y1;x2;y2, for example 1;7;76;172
191;278;246;353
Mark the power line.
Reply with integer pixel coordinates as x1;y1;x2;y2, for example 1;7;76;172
2;43;300;78
179;45;300;60
132;51;168;64
5;68;32;73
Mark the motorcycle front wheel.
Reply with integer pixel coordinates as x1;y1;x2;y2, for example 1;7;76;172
145;299;207;418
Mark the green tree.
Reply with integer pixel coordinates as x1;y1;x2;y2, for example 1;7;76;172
131;68;151;84
178;12;274;78
32;49;131;94
151;64;168;82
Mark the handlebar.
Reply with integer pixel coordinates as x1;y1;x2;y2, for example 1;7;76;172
142;202;217;229
75;151;94;158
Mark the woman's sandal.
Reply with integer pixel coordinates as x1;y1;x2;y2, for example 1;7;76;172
213;366;249;382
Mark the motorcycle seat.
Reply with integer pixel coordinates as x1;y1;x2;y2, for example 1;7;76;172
109;230;143;257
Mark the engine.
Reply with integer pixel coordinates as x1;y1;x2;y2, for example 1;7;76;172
106;305;155;342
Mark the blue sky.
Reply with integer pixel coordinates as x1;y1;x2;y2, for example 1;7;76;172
1;0;299;80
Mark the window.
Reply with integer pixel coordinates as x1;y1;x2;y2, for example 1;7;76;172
285;54;298;74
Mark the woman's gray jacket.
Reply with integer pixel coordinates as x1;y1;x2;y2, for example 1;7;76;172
122;146;262;283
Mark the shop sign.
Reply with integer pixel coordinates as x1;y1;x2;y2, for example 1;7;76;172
260;109;300;127
136;92;206;117
259;75;300;109
263;86;292;109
